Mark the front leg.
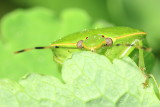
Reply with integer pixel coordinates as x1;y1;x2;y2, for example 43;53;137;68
118;39;146;71
138;40;145;71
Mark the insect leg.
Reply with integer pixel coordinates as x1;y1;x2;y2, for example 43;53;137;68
114;40;152;71
138;40;150;88
144;74;160;99
138;40;146;71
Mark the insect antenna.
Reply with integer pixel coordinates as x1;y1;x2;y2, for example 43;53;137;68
114;43;152;51
14;46;52;54
14;43;77;54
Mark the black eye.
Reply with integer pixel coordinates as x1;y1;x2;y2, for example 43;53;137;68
105;38;113;46
77;40;83;48
102;35;104;37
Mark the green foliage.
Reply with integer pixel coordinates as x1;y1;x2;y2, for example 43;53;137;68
0;0;160;106
11;0;108;21
0;52;159;106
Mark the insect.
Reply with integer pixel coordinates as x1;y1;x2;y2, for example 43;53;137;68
14;27;150;70
15;27;160;98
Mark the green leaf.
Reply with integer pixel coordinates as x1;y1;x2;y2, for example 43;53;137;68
58;9;91;36
0;52;159;106
152;60;160;84
12;0;107;20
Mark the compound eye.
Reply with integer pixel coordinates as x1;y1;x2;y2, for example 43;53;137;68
77;40;83;48
105;38;113;46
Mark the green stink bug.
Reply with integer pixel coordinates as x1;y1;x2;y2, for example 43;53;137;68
15;27;150;70
15;26;160;98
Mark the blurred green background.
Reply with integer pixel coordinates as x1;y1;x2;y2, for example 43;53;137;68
0;0;160;82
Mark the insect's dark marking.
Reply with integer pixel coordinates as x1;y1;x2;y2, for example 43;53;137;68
102;35;104;37
86;37;88;39
16;50;25;53
54;46;59;48
114;43;151;51
126;44;134;46
142;82;149;88
116;43;136;47
68;50;71;53
141;47;147;50
126;44;130;46
116;44;120;46
35;47;45;49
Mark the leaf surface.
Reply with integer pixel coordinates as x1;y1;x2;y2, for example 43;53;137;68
0;52;159;107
